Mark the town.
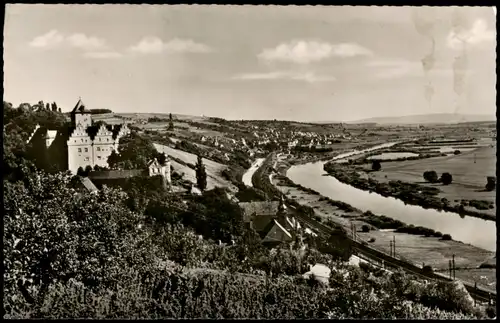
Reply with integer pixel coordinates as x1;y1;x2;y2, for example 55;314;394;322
3;4;496;320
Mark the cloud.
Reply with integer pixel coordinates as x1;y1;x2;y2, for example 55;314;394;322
128;37;212;55
29;29;65;48
258;40;373;64
83;51;123;59
67;33;107;51
447;19;495;50
367;59;454;79
232;71;336;83
29;30;108;51
367;60;424;79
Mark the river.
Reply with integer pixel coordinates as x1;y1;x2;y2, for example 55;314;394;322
287;143;496;252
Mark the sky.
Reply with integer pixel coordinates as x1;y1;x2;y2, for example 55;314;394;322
3;5;497;122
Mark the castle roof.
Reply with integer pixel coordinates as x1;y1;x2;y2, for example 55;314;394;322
71;98;91;114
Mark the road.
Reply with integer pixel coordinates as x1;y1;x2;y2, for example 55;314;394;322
242;158;265;187
252;151;496;304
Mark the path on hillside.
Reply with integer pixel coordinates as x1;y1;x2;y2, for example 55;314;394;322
242;158;265;187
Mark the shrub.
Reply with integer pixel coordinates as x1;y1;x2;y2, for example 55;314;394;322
361;225;370;233
422;265;433;274
468;200;491;210
368;238;376;243
453;150;461;155
371;160;381;171
485;176;496;191
441;234;452;241
433;231;443;238
486;305;497;318
440;173;453;185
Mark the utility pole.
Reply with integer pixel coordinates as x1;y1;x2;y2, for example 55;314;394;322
474;282;477;307
449;260;452;279
393;236;396;258
389;240;393;257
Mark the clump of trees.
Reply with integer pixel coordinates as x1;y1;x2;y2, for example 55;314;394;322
107;131;162;170
371;160;382;171
485;176;496;191
440;172;453;185
423;170;439;183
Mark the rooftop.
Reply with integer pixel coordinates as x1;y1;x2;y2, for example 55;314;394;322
71;98;91;114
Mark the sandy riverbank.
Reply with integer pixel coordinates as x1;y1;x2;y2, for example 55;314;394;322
272;158;496;293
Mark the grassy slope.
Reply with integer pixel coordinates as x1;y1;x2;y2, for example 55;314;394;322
153;143;237;192
367;146;496;216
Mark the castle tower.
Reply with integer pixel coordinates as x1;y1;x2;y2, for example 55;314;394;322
67;123;92;173
93;123;115;168
71;98;92;129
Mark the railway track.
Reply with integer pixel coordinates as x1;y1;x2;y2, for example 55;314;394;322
252;152;496;304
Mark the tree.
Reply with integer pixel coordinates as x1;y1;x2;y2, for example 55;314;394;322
423;170;439;183
51;102;58;112
371;160;381;171
107;150;120;170
485;176;496;191
115;132;157;169
77;167;85;176
158;152;167;166
84;165;93;176
440;172;453;185
195;155;207;191
45;103;50;111
361;225;370;233
168;113;174;131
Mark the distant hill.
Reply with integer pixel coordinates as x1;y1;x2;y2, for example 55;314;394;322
345;113;496;125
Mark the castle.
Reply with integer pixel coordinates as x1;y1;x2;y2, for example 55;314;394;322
27;98;131;174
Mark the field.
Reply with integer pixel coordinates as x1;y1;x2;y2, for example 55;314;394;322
153;143;237;192
367;145;496;216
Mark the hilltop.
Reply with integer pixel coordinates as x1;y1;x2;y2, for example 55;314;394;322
344;113;496;125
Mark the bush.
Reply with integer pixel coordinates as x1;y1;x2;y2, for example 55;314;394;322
368;238;376;243
372;160;381;171
422;265;433;274
486;305;497;318
361;225;370;233
453;150;461;155
485;176;496;191
433;231;443;238
440;173;453;185
441;234;452;241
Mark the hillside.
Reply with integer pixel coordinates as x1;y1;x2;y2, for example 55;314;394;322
346;113;496;125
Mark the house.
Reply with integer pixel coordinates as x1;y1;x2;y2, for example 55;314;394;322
27;98;130;174
71;176;99;194
88;157;171;190
238;196;303;246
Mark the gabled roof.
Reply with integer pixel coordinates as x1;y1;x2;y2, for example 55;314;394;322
79;177;98;192
71;98;91;114
238;201;280;222
262;220;293;244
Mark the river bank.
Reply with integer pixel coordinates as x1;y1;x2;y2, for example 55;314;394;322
323;162;495;222
272;155;496;294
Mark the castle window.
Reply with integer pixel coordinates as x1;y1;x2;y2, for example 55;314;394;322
97;147;101;152
85;157;89;161
78;148;82;153
84;148;88;153
97;156;101;160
